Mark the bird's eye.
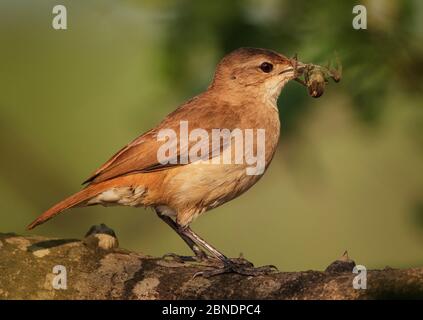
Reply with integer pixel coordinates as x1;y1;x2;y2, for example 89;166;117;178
259;62;273;73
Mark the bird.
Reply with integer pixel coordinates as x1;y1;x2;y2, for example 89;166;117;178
27;47;298;277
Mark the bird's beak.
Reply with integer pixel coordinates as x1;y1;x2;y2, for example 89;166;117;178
289;57;306;77
279;67;294;75
287;57;308;88
278;66;296;81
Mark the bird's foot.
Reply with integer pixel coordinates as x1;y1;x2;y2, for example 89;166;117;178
193;257;278;278
162;253;198;263
162;252;220;265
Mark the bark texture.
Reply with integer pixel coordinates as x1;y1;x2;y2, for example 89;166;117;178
1;231;422;300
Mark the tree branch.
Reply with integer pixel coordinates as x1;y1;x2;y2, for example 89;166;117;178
1;229;422;299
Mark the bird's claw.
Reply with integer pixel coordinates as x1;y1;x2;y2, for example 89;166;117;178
192;258;278;278
162;253;197;263
163;252;221;265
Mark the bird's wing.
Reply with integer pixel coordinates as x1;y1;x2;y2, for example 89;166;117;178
84;98;242;184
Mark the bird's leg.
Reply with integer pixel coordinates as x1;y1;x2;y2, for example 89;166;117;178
180;227;278;278
155;211;208;262
180;226;230;261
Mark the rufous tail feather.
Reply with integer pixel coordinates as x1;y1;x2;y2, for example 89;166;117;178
27;183;108;230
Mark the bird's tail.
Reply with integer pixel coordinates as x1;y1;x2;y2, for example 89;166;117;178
26;182;112;230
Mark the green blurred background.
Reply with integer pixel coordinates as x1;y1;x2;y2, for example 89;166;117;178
1;0;422;271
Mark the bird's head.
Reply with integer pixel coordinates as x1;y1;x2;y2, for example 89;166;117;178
210;47;296;104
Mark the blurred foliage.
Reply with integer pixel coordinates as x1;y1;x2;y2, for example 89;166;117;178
0;0;422;271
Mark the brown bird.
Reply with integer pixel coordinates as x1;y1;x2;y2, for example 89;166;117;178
27;47;298;276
